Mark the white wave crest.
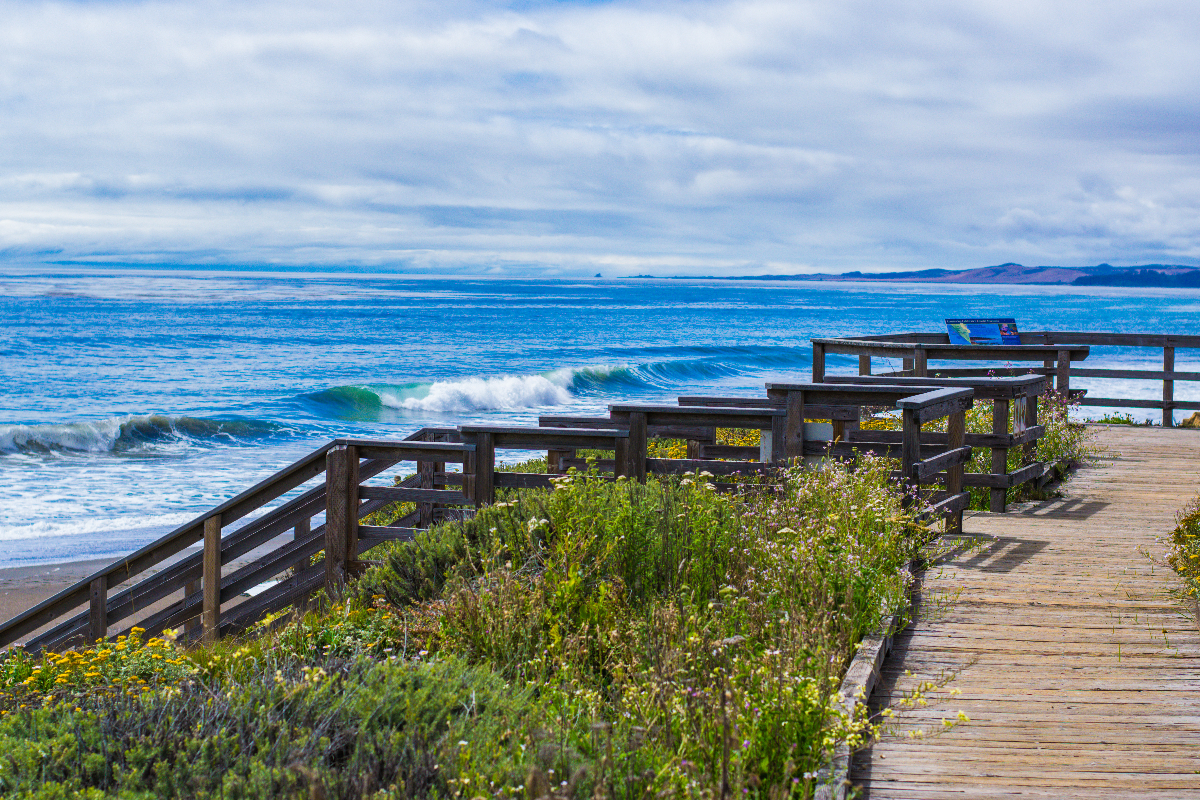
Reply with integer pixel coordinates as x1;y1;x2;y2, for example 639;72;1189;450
0;419;124;454
381;372;576;413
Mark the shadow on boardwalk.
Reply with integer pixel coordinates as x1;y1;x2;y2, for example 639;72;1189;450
852;426;1200;800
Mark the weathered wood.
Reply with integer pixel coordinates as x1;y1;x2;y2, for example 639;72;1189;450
785;389;805;460
88;575;106;644
627;411;648;482
184;580;200;635
340;440;473;463
901;408;921;508
945;409;966;534
1070;367;1200;381
646;458;777;476
463;426;628;450
472;431;496;506
1163;346;1175;427
822;374;1046;399
991;399;1010;513
859;354;871;375
1076;396;1200;410
913;445;972;484
814;338;1091;362
610;404;784;430
769;410;786;463
561;458;617;472
678;396;860;421
702;445;761;459
812;341;826;382
494;472;555;489
202;514;221;644
357;526;418;543
894;387;975;424
845;426;1045;449
357;486;471;504
852;427;1200;797
1056;349;1071;397
913;346;928;377
324;445;351;590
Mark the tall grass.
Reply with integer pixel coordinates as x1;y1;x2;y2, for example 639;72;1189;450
0;457;924;799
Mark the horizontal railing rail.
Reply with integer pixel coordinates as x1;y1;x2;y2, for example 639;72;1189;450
819;330;1199;426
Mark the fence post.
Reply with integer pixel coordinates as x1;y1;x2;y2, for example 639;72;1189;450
901;408;921;509
418;460;437;526
1164;345;1175;427
627;412;648;482
473;432;496;506
946;410;965;534
546;448;572;474
913;347;928;377
1056;350;1071;398
812;343;826;382
614;439;629;478
203;514;221;643
858;355;871;376
784;390;805;461
1023;391;1039;463
902;357;914;376
88;575;107;643
769;413;786;463
1043;357;1054;391
324;445;353;590
990;400;1010;513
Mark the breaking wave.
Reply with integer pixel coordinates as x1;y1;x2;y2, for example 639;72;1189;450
0;415;292;455
301;346;812;416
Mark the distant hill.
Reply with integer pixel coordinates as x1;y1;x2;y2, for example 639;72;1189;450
716;263;1200;285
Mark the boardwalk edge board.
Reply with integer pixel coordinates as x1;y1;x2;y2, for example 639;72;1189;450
816;562;916;800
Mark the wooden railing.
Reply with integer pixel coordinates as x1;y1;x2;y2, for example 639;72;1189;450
0;427;468;652
1;375;1050;653
814;331;1200;426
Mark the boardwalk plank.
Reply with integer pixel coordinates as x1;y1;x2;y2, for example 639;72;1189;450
851;426;1200;799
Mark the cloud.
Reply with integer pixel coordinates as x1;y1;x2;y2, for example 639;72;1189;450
1;0;1199;274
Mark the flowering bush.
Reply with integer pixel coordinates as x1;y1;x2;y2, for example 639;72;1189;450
1168;497;1200;627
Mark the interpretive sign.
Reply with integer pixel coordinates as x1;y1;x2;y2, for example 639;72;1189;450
946;318;1021;346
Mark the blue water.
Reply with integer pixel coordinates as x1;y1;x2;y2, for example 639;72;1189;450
1;269;1197;567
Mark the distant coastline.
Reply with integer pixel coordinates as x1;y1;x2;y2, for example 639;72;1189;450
669;263;1200;286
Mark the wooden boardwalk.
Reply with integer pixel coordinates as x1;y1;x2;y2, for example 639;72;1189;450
852;425;1200;798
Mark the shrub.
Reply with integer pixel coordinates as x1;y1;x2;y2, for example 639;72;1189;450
1167;497;1200;628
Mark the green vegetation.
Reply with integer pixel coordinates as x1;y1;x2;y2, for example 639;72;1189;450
0;458;927;799
1091;412;1154;426
1167;498;1200;628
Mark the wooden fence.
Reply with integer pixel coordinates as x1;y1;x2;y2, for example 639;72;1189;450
1;377;1055;653
814;331;1200;426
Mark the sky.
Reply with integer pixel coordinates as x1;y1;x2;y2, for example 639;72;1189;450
2;0;1199;276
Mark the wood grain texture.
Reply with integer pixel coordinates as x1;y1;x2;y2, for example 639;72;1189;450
851;426;1200;798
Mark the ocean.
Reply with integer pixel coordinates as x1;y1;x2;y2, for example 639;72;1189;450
1;269;1196;568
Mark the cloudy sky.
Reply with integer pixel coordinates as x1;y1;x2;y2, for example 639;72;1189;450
1;0;1198;275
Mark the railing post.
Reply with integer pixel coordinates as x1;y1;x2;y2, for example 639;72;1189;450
1023;391;1039;463
1056;349;1071;398
913;347;928;377
614;438;629;478
768;413;786;463
88;575;107;643
1164;345;1175;427
418;459;440;526
784;389;805;461
325;445;352;590
901;408;921;509
627;412;648;482
946;410;965;534
990;399;1010;513
546;448;572;474
473;432;496;506
812;342;826;383
202;514;221;643
902;357;914;376
294;516;309;542
858;355;871;376
1044;357;1054;391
